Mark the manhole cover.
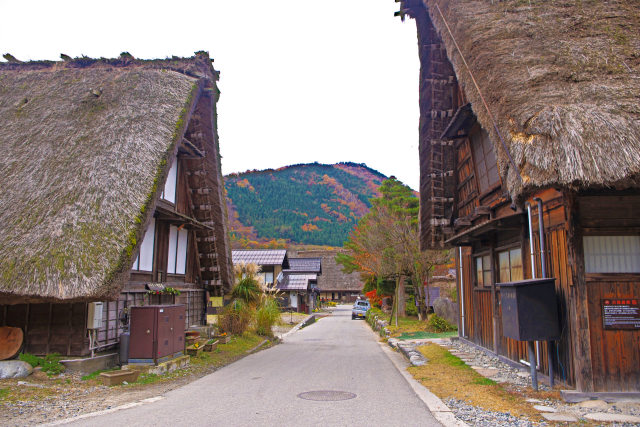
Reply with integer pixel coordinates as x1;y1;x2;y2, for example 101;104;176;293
297;390;357;401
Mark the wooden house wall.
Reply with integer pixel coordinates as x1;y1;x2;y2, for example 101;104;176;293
458;189;640;391
457;188;578;387
576;195;640;392
0;287;205;356
0;303;88;356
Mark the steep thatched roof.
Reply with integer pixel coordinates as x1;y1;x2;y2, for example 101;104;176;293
291;249;363;292
0;52;231;303
415;0;640;202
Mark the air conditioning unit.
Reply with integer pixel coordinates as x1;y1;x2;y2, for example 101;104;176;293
87;302;104;330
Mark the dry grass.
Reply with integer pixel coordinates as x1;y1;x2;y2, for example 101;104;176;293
409;343;563;421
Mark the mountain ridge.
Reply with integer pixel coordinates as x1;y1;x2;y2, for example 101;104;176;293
225;162;388;247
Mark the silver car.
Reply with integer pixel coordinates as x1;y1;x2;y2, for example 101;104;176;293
352;299;370;319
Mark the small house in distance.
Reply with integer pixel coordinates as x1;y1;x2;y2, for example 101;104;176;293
275;257;322;313
293;250;363;303
0;52;233;356
399;0;640;393
231;249;289;287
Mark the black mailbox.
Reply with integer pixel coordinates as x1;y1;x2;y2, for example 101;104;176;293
498;278;560;341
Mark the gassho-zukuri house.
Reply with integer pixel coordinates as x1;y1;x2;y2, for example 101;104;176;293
0;52;233;356
398;0;640;393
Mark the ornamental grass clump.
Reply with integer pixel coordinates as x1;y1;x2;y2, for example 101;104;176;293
218;300;252;335
255;297;282;337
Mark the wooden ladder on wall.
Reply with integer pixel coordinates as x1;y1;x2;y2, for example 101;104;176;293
425;38;456;247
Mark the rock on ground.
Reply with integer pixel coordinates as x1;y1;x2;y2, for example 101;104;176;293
0;360;33;379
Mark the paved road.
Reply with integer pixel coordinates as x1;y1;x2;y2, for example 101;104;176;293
63;305;440;426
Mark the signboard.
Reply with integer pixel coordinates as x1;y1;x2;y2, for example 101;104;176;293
602;299;640;330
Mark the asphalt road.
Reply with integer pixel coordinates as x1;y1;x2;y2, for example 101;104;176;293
62;305;440;427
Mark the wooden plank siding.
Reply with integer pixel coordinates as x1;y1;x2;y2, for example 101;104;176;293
457;188;580;387
586;279;640;391
0;288;206;356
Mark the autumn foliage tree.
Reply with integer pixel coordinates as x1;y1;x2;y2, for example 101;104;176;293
337;177;450;323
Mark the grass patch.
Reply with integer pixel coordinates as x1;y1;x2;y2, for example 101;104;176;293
135;373;160;385
396;331;458;340
0;388;10;400
385;316;426;335
409;343;550;420
473;377;498;386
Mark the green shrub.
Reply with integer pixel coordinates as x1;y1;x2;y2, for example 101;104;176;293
428;314;456;332
19;352;65;376
255;297;281;337
405;296;418;316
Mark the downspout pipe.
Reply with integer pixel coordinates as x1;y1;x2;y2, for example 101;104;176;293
525;203;536;280
525;202;539;390
533;197;546;278
534;196;555;387
458;246;465;337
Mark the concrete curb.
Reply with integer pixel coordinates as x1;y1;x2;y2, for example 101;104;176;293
377;341;467;427
279;314;316;340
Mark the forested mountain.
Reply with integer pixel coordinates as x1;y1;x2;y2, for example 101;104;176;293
225;162;387;247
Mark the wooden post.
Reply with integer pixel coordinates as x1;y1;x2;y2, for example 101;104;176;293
490;238;499;354
564;191;594;391
548;340;555;388
528;340;538;391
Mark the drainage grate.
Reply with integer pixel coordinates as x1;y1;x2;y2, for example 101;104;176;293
297;390;357;401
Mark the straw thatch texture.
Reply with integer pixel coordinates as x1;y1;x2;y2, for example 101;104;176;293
0;61;200;302
422;0;640;202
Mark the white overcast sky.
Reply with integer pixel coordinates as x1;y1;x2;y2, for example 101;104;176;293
0;0;420;190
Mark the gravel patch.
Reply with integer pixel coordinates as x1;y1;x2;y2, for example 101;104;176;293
432;338;640;426
445;398;538;427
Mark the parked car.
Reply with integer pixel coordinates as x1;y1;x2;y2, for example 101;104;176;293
352;299;370;319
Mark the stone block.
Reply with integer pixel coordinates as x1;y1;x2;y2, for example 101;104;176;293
99;369;140;386
583;413;640;423
432;297;459;326
541;413;578;422
576;399;609;410
533;405;557;412
60;353;119;375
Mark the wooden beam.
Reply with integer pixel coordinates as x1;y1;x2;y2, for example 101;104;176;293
564;190;594;391
156;206;216;232
454;218;472;228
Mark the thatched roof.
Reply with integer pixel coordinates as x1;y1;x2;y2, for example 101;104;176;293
291;249;363;292
412;0;640;202
0;52;232;303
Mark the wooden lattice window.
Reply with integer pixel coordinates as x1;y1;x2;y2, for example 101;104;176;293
584;235;640;273
471;126;499;193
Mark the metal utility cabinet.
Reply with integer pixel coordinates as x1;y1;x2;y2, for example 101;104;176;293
128;305;185;364
498;278;561;341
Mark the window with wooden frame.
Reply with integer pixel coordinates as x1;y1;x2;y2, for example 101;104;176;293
583;235;640;273
497;247;523;283
470;126;500;193
167;224;188;275
132;217;156;272
474;255;492;287
161;160;178;204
